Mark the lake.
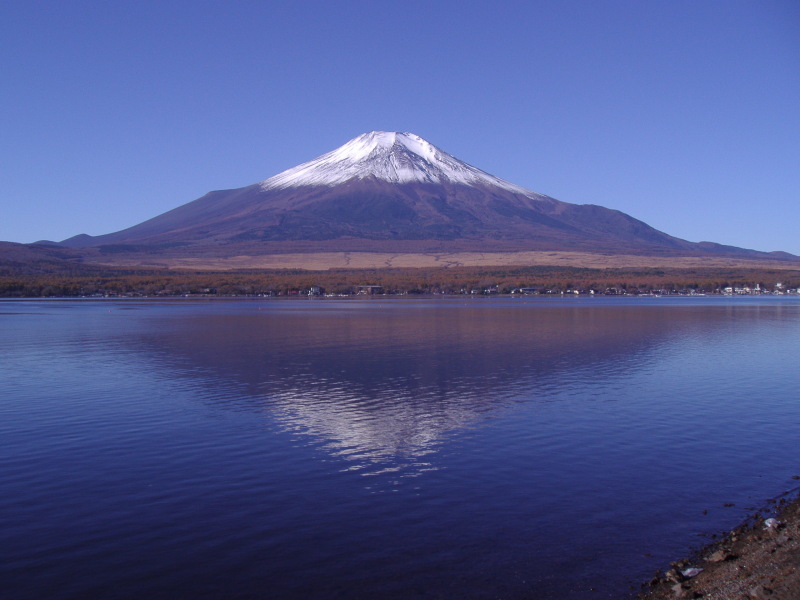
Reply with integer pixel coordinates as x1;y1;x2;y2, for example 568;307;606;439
2;296;799;599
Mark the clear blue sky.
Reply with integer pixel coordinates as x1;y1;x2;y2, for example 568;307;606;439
2;0;798;254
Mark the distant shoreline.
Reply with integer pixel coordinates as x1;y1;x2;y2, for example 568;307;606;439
3;292;800;302
2;265;800;299
4;240;800;298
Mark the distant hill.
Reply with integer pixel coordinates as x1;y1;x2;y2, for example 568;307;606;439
0;241;87;274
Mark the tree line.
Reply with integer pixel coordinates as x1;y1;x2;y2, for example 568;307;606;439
2;265;799;297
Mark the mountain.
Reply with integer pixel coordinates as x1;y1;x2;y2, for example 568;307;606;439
58;132;787;261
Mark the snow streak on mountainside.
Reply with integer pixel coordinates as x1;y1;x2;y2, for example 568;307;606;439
260;131;540;197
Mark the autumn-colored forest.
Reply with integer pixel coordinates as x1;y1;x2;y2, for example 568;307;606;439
2;262;799;297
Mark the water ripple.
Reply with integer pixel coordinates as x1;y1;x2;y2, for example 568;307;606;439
2;298;800;600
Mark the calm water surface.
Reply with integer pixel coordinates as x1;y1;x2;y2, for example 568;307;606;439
2;297;799;599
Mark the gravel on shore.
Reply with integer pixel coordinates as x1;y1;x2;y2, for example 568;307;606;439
639;490;800;600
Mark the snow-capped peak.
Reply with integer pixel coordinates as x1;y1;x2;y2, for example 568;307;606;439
259;131;536;195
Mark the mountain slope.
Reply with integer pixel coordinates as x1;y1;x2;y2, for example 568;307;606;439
58;132;783;259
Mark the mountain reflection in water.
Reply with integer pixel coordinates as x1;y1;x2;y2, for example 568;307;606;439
136;299;726;476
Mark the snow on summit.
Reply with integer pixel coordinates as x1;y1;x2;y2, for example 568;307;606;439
260;131;536;196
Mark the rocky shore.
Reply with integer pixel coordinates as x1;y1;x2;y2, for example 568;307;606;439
639;490;800;599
